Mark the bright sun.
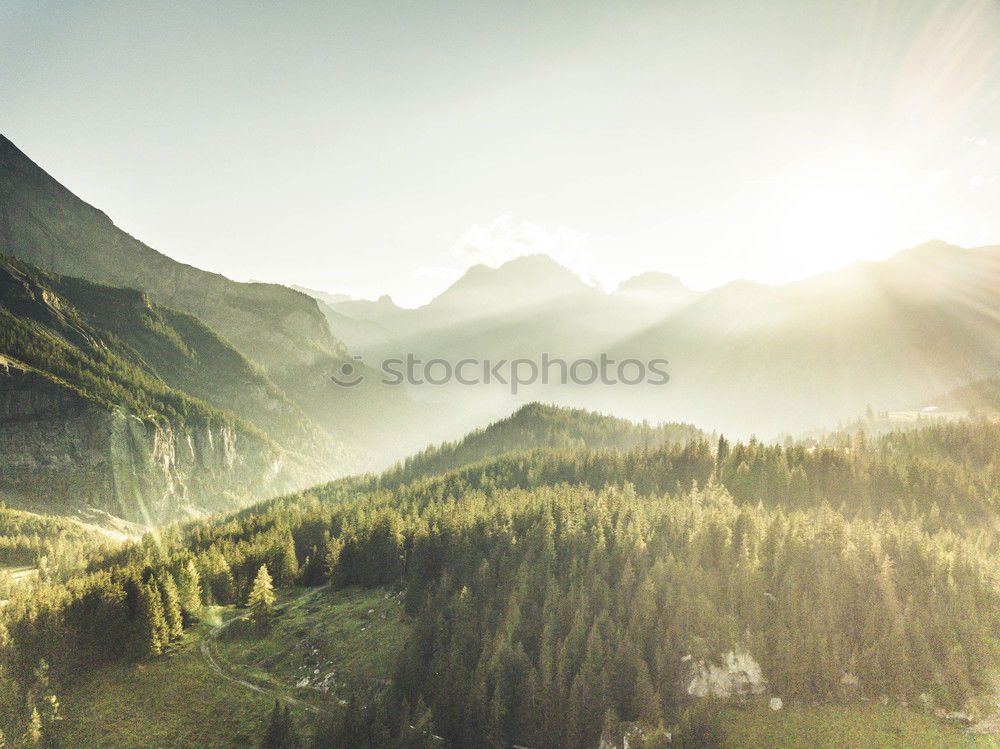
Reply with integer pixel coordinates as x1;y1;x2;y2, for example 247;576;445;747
757;148;905;282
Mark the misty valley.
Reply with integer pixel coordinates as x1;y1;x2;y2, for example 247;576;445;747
1;132;999;749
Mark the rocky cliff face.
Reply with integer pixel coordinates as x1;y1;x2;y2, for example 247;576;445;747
0;358;289;525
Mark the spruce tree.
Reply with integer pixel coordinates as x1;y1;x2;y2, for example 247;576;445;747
323;534;342;583
177;559;203;621
158;572;185;644
260;700;299;748
132;581;167;658
23;707;42;746
248;564;276;627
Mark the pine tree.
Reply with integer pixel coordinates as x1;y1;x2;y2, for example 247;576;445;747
202;547;236;604
631;657;662;726
260;700;299;748
23;707;42;746
248;564;276;627
177;559;203;621
26;659;49;709
40;693;61;734
132;581;167;658
158;572;185;644
324;534;342;583
272;529;299;584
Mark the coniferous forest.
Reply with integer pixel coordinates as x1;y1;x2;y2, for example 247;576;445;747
3;409;1000;746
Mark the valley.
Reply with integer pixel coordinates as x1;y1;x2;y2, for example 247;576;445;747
1;133;999;748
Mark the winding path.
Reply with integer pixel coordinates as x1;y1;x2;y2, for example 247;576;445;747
199;584;333;716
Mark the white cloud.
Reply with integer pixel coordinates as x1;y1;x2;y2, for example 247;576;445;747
964;135;989;147
452;215;596;283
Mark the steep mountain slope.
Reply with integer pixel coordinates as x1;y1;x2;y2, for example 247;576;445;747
41;269;335;457
0;135;421;461
0;136;341;377
0;257;333;523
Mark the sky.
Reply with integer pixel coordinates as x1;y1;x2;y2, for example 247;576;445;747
3;0;999;306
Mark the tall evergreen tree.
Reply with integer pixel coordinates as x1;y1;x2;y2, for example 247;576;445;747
260;700;299;749
23;707;42;747
176;559;203;622
248;564;276;627
158;572;185;643
131;581;167;659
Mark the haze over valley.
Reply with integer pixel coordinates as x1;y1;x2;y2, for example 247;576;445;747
3;1;1000;747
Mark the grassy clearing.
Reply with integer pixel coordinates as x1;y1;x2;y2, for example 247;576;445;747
55;620;274;749
214;586;410;709
53;586;410;748
716;702;999;749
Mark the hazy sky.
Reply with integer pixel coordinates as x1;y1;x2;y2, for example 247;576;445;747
3;0;999;305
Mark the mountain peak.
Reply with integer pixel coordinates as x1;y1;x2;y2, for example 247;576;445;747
616;271;689;294
888;239;962;264
428;254;590;312
465;253;581;281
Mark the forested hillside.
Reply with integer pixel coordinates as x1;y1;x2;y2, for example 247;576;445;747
3;411;1000;746
384;402;708;485
0;256;340;522
0;135;428;464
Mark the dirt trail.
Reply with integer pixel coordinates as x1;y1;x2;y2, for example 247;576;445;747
199;584;333;716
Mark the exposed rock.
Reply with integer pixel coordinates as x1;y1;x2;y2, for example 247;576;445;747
597;721;647;749
686;649;766;698
769;697;783;711
0;358;290;524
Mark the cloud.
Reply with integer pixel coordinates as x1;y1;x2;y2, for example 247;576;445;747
452;215;596;283
964;135;989;147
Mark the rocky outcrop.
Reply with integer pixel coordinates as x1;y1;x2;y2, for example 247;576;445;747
0;358;289;525
686;649;767;698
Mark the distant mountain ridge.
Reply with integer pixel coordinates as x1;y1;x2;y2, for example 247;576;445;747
325;241;1000;437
